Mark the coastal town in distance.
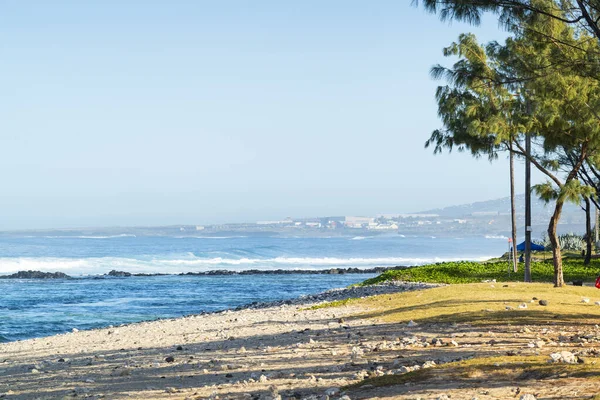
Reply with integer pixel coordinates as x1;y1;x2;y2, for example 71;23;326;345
6;194;586;239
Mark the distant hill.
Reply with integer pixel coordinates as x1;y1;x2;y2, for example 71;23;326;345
416;194;588;237
420;194;582;219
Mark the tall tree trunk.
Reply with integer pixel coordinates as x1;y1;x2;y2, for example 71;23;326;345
509;146;518;272
585;196;592;265
594;207;600;244
548;200;565;287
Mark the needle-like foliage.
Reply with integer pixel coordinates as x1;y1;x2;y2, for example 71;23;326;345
427;8;600;286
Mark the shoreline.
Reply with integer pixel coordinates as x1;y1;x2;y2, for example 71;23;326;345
0;266;410;279
3;281;595;399
0;280;438;399
3;280;441;344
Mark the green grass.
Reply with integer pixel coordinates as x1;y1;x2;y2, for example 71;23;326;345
353;282;600;326
308;297;356;310
359;259;600;285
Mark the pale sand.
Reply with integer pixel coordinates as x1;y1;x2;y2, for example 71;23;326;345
2;283;441;400
1;302;373;399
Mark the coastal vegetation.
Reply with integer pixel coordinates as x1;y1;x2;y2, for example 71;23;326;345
360;258;600;285
421;0;600;286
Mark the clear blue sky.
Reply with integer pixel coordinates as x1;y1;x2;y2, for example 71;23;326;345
0;1;538;229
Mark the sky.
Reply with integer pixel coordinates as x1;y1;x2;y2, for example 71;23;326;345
0;1;543;229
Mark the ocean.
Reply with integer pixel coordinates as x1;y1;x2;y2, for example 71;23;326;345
0;234;505;341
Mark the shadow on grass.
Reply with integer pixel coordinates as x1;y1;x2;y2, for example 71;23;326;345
345;356;600;399
355;296;600;327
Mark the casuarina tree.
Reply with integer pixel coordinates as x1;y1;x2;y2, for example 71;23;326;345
426;10;600;286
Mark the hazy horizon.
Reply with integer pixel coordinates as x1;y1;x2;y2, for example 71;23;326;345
0;192;540;232
1;1;543;230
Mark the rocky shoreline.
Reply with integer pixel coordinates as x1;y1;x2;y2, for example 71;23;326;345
0;279;440;400
234;280;443;311
0;266;410;280
0;270;72;279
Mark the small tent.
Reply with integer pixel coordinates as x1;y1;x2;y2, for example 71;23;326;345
515;241;545;252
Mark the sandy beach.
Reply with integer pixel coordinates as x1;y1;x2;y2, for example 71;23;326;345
4;281;600;400
0;282;438;400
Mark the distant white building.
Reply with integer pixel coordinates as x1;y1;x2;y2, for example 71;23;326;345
345;216;375;228
368;223;399;230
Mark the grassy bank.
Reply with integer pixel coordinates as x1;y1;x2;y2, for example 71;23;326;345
360;259;600;285
349;282;600;325
334;282;600;398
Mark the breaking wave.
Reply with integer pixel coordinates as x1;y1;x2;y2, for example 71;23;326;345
43;234;137;239
0;255;496;276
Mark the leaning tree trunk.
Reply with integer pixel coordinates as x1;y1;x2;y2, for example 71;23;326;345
585;196;592;265
548;200;565;287
509;147;518;272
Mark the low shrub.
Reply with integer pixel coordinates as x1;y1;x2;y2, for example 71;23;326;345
360;259;600;285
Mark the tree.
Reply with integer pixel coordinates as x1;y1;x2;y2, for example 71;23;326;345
584;195;593;264
415;0;600;42
426;14;600;286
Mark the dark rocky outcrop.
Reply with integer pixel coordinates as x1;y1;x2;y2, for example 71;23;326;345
0;270;71;279
179;266;396;276
107;270;132;277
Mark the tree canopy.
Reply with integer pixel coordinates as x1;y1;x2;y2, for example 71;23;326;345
427;12;600;286
415;0;600;40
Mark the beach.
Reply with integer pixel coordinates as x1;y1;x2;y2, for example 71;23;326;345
0;282;438;400
4;280;600;400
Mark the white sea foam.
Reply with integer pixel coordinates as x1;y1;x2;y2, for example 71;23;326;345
0;255;497;276
178;236;249;239
43;234;137;239
351;236;367;240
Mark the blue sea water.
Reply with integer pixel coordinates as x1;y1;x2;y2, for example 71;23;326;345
0;234;505;341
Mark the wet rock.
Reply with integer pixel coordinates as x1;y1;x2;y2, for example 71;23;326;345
107;270;132;277
0;270;71;279
539;300;548;306
165;356;175;363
